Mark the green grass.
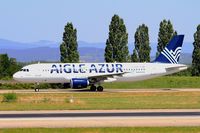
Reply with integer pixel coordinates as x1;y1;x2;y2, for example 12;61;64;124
0;91;200;110
103;76;200;89
1;127;200;133
2;93;17;102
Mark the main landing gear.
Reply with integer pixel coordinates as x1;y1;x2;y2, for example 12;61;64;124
90;85;104;92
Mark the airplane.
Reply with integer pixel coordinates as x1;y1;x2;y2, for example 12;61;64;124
13;35;187;92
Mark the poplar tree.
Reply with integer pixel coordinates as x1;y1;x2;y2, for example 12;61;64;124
131;49;138;62
105;14;129;62
157;19;177;56
133;24;151;62
60;22;79;63
104;40;113;62
192;25;200;76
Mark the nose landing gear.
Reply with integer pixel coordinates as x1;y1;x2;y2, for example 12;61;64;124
35;88;40;92
34;83;40;92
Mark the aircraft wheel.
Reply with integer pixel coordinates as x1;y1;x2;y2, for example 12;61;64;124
35;88;40;92
97;86;103;92
90;85;96;91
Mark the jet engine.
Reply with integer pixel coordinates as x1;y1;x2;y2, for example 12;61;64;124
70;78;89;89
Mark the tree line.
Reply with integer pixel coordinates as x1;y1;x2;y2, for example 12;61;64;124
0;54;21;79
60;15;177;63
60;14;200;76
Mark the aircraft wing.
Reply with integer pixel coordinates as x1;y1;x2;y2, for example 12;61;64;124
87;72;127;83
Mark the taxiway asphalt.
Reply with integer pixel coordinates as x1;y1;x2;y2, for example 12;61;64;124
0;88;200;93
0;110;200;128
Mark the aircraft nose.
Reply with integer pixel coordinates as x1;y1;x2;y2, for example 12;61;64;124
13;72;21;81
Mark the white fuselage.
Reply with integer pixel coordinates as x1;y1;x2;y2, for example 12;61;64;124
13;63;187;83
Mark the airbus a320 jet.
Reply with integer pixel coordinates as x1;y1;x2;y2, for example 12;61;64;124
13;35;187;92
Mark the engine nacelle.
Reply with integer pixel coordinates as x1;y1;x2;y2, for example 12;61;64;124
70;78;89;89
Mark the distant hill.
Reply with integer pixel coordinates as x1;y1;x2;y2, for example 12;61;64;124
0;38;193;64
0;38;193;53
0;47;104;62
0;39;58;49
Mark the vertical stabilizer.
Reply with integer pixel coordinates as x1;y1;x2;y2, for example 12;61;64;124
154;35;184;64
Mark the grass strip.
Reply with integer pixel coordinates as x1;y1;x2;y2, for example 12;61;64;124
1;127;200;133
0;91;200;110
103;76;200;89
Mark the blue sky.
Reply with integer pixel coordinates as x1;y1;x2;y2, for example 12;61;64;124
0;0;199;43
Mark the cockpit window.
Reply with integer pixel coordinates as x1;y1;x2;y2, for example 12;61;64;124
20;69;29;72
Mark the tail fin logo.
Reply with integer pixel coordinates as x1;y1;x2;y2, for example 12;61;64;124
154;35;184;64
161;47;182;64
